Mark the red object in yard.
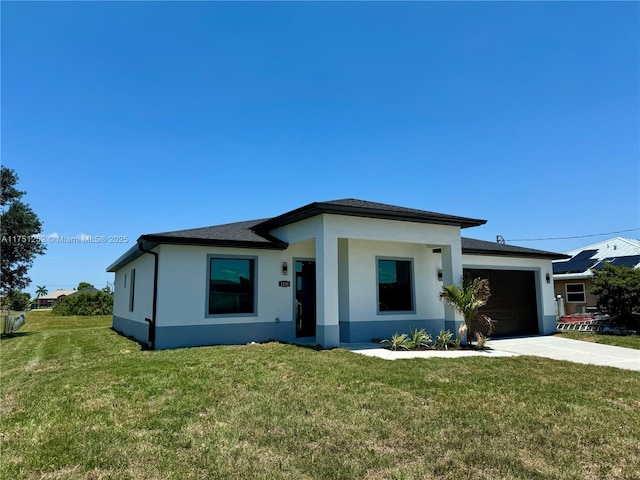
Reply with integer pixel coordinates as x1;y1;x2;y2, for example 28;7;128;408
558;313;596;323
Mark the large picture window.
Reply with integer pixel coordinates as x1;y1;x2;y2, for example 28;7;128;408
377;258;414;312
208;257;256;315
566;283;586;303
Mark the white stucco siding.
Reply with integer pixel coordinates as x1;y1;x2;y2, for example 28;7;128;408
344;239;443;323
112;250;155;323
273;214;462;248
155;242;315;328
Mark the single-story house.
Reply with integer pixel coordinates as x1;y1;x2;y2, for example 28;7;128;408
67;287;101;297
553;237;640;315
107;199;566;350
37;289;77;308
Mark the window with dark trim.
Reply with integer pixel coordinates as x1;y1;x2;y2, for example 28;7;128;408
129;269;136;312
208;257;256;315
566;283;585;303
377;258;414;312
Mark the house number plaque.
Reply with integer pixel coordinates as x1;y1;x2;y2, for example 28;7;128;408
278;281;291;287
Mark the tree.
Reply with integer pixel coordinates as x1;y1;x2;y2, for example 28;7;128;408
77;282;94;290
0;167;46;293
36;285;48;298
440;277;495;342
8;291;30;311
590;263;640;324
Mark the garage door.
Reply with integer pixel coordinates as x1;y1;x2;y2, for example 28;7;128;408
463;268;539;337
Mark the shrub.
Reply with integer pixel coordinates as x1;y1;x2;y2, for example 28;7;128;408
380;332;411;351
7;291;30;311
408;328;432;349
436;329;454;349
590;263;640;325
475;331;488;348
52;291;113;316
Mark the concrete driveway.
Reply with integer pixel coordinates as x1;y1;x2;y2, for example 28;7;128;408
489;336;640;371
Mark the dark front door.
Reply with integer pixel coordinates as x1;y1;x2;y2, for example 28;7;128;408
295;260;316;338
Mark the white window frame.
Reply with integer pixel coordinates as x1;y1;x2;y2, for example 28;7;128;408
565;283;586;303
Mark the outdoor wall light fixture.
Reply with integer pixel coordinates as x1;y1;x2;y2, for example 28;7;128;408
437;269;443;281
282;261;288;276
546;273;551;284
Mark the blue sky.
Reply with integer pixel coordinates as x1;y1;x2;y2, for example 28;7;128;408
2;2;638;296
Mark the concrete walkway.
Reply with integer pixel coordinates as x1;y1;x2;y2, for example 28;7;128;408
342;336;640;371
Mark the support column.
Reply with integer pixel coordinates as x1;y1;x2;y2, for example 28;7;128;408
441;242;465;340
316;224;340;348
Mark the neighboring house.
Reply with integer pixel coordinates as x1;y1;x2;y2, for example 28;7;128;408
107;199;566;350
67;287;101;297
37;289;77;308
553;237;640;315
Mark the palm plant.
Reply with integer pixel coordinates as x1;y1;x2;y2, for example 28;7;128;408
440;277;494;343
35;285;48;298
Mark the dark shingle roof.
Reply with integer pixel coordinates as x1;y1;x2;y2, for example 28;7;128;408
462;237;569;260
255;198;487;230
146;219;281;247
107;199;565;271
106;219;287;272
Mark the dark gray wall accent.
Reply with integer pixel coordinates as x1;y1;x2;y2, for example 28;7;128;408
316;324;340;347
154;321;294;350
444;319;464;336
340;319;445;343
543;315;557;335
112;316;149;345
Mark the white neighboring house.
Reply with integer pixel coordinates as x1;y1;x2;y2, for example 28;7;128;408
107;199;566;350
553;237;640;315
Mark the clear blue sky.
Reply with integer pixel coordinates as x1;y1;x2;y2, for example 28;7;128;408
2;2;639;296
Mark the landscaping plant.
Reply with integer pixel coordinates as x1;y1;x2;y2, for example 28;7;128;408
380;332;411;351
440;277;495;342
408;328;431;349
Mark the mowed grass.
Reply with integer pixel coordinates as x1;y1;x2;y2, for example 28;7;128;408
1;314;639;480
555;331;640;350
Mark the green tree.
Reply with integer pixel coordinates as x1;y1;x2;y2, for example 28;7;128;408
440;277;495;342
8;291;30;311
77;282;94;290
590;263;640;324
0;167;46;293
35;285;48;298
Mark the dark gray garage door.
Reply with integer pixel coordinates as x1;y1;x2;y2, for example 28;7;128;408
463;268;539;337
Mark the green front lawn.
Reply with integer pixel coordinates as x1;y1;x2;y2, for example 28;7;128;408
555;331;640;350
1;313;639;479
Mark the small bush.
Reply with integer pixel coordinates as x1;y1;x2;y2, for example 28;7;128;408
475;331;489;348
380;332;411;351
52;291;113;316
4;291;31;311
436;329;454;349
408;328;432;349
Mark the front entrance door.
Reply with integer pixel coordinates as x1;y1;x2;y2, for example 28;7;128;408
295;260;316;338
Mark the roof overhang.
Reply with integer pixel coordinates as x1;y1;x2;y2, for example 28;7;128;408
106;235;288;273
254;201;487;231
462;246;570;260
553;273;593;281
